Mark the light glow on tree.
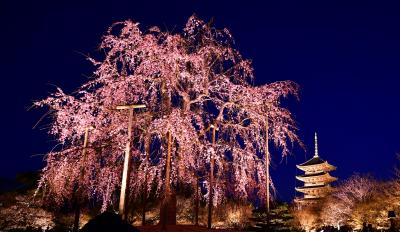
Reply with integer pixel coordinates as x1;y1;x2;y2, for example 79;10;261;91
34;16;300;224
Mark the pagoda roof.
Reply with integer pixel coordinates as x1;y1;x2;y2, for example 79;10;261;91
296;184;326;190
296;157;336;172
297;171;326;178
298;156;325;166
295;184;333;194
296;171;337;183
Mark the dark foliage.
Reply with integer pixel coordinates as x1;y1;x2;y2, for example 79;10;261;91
80;212;139;232
248;203;296;232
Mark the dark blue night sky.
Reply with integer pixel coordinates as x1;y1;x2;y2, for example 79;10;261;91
1;0;400;201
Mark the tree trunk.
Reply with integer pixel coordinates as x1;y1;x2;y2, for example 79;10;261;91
166;131;172;196
73;203;80;232
141;192;146;226
160;131;176;228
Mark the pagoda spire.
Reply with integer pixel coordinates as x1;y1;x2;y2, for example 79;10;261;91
314;132;319;157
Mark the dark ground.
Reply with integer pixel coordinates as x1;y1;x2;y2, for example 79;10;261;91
137;225;244;232
79;212;244;232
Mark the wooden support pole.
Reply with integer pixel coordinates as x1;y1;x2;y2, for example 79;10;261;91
119;108;134;220
207;123;217;229
116;104;146;220
195;175;199;226
81;128;90;168
265;116;270;213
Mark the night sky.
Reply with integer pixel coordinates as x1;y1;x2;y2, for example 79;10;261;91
1;0;400;202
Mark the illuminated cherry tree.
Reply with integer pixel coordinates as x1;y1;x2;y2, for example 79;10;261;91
35;16;300;222
319;174;377;229
292;206;319;232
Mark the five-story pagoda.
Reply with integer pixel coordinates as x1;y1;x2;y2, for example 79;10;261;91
295;133;337;205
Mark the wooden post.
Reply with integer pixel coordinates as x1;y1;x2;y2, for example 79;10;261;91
119;108;134;220
265;116;270;213
116;104;146;220
73;127;91;232
81;128;91;172
207;123;217;229
195;175;199;226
